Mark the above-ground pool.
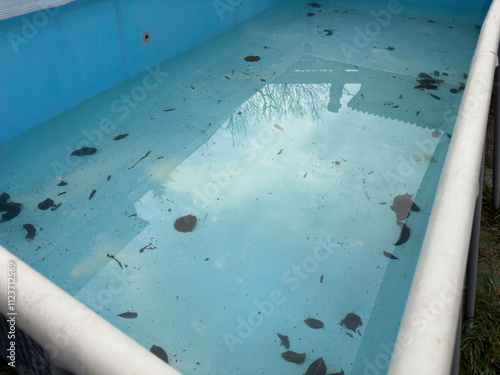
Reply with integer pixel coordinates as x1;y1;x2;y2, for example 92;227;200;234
0;0;495;374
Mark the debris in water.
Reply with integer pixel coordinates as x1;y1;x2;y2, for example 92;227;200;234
395;223;411;246
304;317;324;329
430;94;441;100
303;172;308;178
432;131;442;137
89;190;96;200
307;2;322;7
0;193;22;221
129;150;151;170
113;134;129;140
383;251;399;260
307;12;315;16
38;198;55;210
225;76;231;80
274;124;284;131
71;147;97;156
320;275;324;283
450;88;459;93
244;56;260;62
329;369;345;375
386;46;395;51
107;253;123;269
150;345;169;363
277;333;290;349
174;214;197;232
341;312;362;331
57;180;67;186
163;108;175;112
281;351;306;364
51;203;62;211
117;311;137;319
323;29;333;36
23;224;36;239
277;149;283;155
305;358;327;375
390;193;418;221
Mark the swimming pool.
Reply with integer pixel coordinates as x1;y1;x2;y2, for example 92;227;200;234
0;0;497;374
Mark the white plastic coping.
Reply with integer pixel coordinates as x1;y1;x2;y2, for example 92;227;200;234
0;245;181;375
387;1;500;374
0;0;74;21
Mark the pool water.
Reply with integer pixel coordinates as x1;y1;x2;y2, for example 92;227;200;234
0;1;484;374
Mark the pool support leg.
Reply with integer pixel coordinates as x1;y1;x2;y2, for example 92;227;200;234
464;146;485;321
493;42;500;210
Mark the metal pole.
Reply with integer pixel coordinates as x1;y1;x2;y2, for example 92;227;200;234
464;145;485;320
450;297;463;375
493;42;500;210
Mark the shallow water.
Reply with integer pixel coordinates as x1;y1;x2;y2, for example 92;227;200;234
0;0;484;374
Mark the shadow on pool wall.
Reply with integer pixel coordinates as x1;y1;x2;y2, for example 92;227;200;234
0;0;285;144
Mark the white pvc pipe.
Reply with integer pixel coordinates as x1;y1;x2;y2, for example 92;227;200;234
0;245;181;375
387;1;500;374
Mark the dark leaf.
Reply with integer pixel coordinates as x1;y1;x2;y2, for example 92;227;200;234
117;311;137;318
71;147;97;156
23;224;36;239
38;198;54;210
174;215;197;232
383;251;398;260
305;357;327;375
304;318;324;329
150;344;169;364
281;351;305;363
277;333;290;349
341;313;362;331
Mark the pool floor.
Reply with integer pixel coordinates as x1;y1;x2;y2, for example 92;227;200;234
0;1;483;374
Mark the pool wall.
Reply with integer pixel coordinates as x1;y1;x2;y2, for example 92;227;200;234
0;0;284;144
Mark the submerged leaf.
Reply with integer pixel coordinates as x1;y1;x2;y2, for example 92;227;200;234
304;317;324;329
277;333;290;349
150;344;169;364
281;350;305;363
117;311;137;319
305;357;327;375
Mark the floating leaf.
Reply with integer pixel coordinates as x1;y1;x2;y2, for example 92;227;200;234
117;311;137;319
305;357;326;375
23;224;36;239
150;344;168;364
38;198;54;210
174;214;197;232
277;333;289;349
383;251;398;260
395;223;410;246
341;313;362;331
281;350;305;364
304;317;324;329
71;147;97;156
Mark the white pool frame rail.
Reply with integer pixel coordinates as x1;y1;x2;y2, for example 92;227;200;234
0;246;181;375
0;1;499;374
387;0;500;374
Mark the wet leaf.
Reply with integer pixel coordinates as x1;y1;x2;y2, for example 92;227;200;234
71;147;97;156
304;317;324;329
150;344;168;364
305;357;326;375
281;350;305;363
117;311;137;318
174;214;197;232
23;224;36;239
341;313;362;331
277;333;290;349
